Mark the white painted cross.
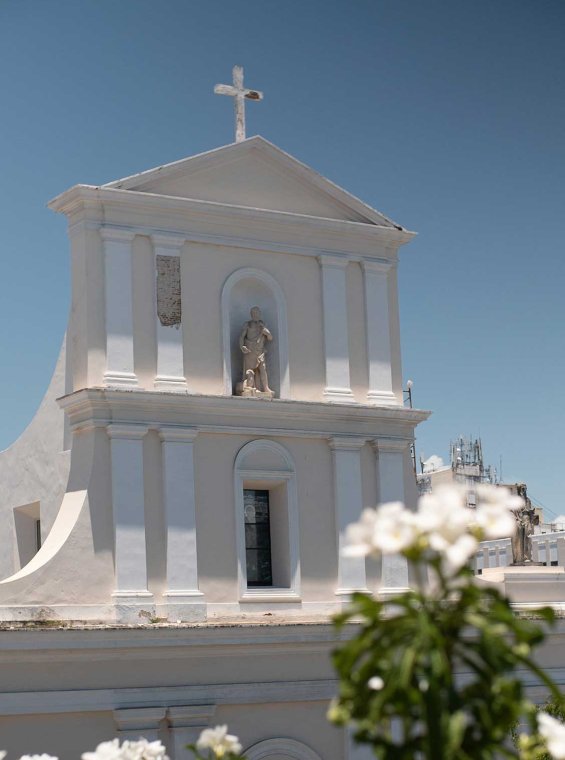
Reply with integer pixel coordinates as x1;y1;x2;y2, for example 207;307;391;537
214;65;263;143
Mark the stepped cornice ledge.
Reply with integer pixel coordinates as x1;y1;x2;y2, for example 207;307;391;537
48;185;415;255
58;388;430;439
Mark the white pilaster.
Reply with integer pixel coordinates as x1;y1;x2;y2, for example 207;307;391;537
108;424;153;612
361;259;398;406
345;729;374;760
160;427;205;622
152;234;187;392
319;255;356;403
167;705;216;760
101;228;138;387
113;707;166;741
373;437;412;596
330;436;369;595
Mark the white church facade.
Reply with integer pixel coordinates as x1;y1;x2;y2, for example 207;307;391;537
0;135;432;758
0;136;428;623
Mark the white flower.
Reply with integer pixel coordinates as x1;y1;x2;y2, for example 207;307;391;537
538;712;565;758
342;508;378;557
197;726;242;758
82;740;167;760
121;741;168;760
0;752;6;760
476;484;523;511
343;503;418;557
19;756;58;760
368;676;384;690
474;504;516;540
416;486;473;551
82;740;121;760
371;502;419;554
472;484;523;539
137;741;167;760
442;534;478;575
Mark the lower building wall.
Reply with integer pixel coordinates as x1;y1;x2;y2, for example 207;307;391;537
0;712;117;760
2;620;565;760
0;704;342;760
0;624;343;760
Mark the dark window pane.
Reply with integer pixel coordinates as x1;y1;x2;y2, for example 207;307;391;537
244;490;272;586
246;549;273;587
245;523;271;550
246;549;259;583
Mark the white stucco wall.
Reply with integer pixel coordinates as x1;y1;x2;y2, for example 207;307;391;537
0;338;70;579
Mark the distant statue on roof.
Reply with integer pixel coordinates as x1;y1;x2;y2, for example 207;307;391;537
236;307;274;399
511;486;540;564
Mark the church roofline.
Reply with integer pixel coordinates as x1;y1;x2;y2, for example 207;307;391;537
83;136;408;232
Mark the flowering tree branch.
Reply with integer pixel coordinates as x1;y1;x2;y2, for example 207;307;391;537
329;484;565;760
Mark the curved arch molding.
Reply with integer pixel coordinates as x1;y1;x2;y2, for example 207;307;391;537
245;738;323;760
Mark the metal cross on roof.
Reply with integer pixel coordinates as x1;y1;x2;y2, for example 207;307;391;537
214;66;263;143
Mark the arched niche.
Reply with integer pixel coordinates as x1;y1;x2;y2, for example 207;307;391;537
245;738;323;760
221;268;289;398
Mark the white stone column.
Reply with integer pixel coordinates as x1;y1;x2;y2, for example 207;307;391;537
373;437;412;596
101;227;138;387
108;424;153;611
152;234;187;392
167;705;216;760
319;255;355;403
160;427;205;621
330;436;369;595
361;259;397;406
113;707;166;741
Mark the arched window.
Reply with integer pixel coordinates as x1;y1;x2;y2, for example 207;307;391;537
221;268;290;399
245;738;322;760
234;440;300;600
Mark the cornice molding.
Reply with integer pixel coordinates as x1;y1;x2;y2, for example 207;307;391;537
167;704;216;727
65;220;407;264
328;436;367;451
107;423;149;440
151;232;186;251
113;706;166;730
361;258;395;274
58;389;431;439
48;185;415;251
317;253;349;269
0;678;339;717
99;227;136;243
372;436;413;453
159;426;199;443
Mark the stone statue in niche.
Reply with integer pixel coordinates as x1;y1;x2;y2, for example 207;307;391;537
235;307;275;399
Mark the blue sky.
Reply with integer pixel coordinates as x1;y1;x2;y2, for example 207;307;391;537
0;0;563;515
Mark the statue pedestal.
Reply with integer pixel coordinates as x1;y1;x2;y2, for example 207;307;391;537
480;565;565;611
235;382;274;400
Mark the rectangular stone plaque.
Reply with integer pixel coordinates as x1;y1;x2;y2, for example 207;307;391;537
156;255;181;327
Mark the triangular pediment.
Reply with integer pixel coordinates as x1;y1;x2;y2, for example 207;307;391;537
103;137;402;228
